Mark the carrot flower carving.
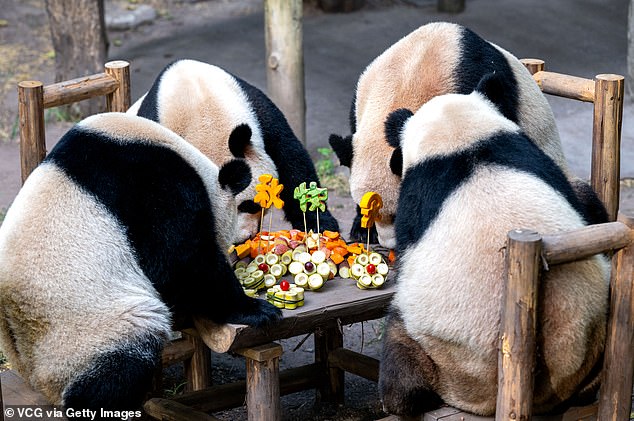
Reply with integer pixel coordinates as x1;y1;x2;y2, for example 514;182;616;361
254;174;284;253
254;174;284;209
359;191;383;251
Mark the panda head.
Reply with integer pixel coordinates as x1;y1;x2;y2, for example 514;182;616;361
225;121;278;242
386;72;521;176
130;60;277;243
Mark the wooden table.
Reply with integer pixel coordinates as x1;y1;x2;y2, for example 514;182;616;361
149;277;396;421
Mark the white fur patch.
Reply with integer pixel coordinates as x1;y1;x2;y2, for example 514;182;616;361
400;92;520;168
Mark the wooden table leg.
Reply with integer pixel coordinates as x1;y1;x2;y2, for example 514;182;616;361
237;342;283;421
314;325;344;404
182;330;212;392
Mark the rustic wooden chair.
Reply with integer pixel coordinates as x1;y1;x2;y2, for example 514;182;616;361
491;60;632;421
2;61;212;412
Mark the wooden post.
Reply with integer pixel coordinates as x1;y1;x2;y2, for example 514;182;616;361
521;58;545;75
238;343;283;421
105;60;131;112
314;325;345;403
592;74;624;222
597;214;634;421
18;81;46;184
496;229;542;421
182;331;212;392
264;0;306;144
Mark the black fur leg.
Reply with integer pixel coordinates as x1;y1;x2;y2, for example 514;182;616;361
349;205;378;243
570;179;609;225
379;312;443;417
63;333;164;413
224;297;282;328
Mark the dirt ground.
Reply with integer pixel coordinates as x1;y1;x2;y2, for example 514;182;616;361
0;1;633;420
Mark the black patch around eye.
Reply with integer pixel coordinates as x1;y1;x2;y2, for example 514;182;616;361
238;200;261;214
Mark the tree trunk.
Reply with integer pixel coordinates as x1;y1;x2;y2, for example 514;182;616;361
44;0;108;118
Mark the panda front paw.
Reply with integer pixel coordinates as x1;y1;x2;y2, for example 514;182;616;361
349;209;379;243
226;297;282;328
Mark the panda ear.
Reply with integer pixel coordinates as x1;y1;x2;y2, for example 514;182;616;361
228;124;252;158
475;72;507;109
329;134;353;167
389;147;403;177
219;159;251;196
384;108;413;148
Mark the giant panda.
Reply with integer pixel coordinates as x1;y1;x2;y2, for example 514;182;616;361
377;73;610;417
0;113;281;412
127;59;339;242
329;21;584;248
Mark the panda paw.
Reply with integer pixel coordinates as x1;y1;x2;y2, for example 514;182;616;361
226;298;282;328
349;210;379;243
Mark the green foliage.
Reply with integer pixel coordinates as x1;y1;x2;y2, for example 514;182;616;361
164;381;187;397
0;350;7;367
314;147;349;195
316;147;335;179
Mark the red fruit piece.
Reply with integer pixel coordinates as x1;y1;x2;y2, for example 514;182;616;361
366;264;376;274
304;261;314;272
258;263;269;273
280;280;290;291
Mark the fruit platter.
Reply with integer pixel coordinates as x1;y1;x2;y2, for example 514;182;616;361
228;175;394;310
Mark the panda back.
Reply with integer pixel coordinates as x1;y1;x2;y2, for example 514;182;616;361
395;163;606;352
0;162;171;399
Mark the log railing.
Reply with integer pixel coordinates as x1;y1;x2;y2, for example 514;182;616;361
521;59;624;222
496;216;634;421
17;60;130;183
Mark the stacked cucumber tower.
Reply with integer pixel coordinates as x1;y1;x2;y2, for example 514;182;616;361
340;251;389;289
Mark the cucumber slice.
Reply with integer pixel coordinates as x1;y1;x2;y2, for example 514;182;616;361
308;273;324;290
355;253;369;266
263;274;277;288
368;252;382;265
351;263;365;279
311;250;326;264
294;272;309;287
371;274;385;287
316;262;331;279
377;263;389;276
288;261;304;275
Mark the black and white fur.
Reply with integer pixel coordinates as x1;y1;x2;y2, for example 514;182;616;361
378;74;610;417
329;22;573;248
128;59;339;242
0;113;281;412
